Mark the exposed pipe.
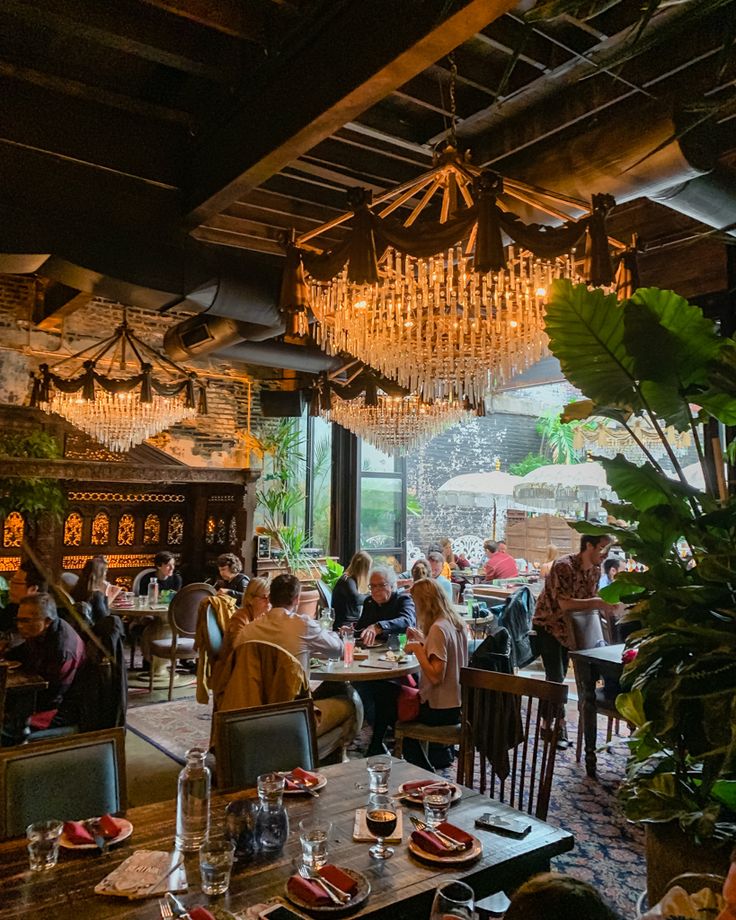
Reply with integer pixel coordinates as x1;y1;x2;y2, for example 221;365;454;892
651;167;736;238
217;340;343;374
163;314;285;362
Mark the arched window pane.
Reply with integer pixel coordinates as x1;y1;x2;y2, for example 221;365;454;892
168;513;184;546
63;512;83;547
205;515;216;545
216;518;227;545
3;512;24;548
143;514;160;545
117;513;135;546
228;516;237;547
91;511;110;545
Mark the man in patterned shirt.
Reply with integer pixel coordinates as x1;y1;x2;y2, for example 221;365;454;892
532;534;618;747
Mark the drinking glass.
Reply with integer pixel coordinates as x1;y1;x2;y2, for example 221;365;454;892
341;625;355;667
366;755;391;793
26;820;63;871
430;880;475;920
387;633;400;654
199;838;235;895
298;817;332;869
225;799;258;860
366;794;397;860
398;633;408;652
423;787;452;828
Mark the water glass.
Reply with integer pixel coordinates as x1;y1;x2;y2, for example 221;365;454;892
341;625;355;667
298;817;332;869
423;787;452;827
430;880;475;920
225;799;258;860
199;838;235;896
26;820;63;871
366;755;391;793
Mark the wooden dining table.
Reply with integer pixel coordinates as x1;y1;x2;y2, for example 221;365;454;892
309;647;419;682
569;643;625;778
0;758;573;920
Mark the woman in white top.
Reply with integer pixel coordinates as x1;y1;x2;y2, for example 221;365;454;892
404;577;468;771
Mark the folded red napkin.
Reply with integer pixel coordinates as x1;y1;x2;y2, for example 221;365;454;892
98;814;125;839
411;822;473;857
284;767;320;790
189;909;216;920
319;864;357;895
402;780;453;797
287;875;332;905
63;821;95;845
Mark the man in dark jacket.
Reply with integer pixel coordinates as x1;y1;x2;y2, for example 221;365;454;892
4;593;86;742
354;565;416;756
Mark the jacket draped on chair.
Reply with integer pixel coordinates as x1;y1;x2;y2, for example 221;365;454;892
195;594;237;704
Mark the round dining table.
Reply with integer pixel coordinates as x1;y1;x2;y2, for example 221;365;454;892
111;600;192;689
309;646;419;682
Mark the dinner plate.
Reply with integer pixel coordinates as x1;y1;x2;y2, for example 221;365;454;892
397;781;462;805
408;833;482;865
0;660;21;670
59;817;133;850
282;771;327;795
286;866;370;915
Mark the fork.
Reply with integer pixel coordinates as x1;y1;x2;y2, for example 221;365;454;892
159;900;174;919
298;864;349;904
409;815;465;850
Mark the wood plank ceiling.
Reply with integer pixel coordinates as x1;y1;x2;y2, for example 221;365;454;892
1;0;735;309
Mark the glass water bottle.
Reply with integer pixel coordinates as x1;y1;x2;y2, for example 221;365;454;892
255;772;289;854
147;576;159;608
175;747;211;851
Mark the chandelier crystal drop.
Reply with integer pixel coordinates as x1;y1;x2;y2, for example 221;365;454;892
326;391;467;455
311;245;574;401
31;312;206;453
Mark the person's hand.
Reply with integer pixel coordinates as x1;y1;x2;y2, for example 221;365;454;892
406;626;424;642
360;624;380;646
404;640;423;655
216;588;229;596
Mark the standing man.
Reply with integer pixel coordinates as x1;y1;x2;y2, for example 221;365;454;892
532;534;619;748
2;593;86;743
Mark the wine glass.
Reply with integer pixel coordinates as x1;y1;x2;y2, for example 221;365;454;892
365;793;397;860
430;880;475;920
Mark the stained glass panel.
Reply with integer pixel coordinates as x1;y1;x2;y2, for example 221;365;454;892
63;512;83;546
205;515;216;545
143;513;160;545
228;515;237;546
91;511;110;545
216;518;227;544
168;513;184;545
3;512;24;548
117;513;135;546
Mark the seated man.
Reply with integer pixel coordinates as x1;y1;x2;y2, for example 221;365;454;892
210;553;249;605
0;562;47;633
138;551;183;597
2;593;86;744
482;539;519;581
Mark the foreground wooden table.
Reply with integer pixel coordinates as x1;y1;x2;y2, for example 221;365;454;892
570;644;625;778
0;759;573;919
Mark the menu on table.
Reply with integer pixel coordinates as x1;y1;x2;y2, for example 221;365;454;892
95;850;188;899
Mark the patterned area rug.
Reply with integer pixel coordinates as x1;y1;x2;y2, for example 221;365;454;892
127;696;644;917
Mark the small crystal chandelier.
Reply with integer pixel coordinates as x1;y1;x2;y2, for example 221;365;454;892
326;390;467;455
30;312;206;453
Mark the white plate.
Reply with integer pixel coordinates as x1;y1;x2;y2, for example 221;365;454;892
397;781;462;804
282;771;327;795
408;833;482;865
59;817;133;850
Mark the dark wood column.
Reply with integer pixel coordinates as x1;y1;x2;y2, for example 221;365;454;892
239;470;260;576
330;426;359;566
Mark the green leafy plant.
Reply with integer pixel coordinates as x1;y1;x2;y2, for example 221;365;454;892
0;431;66;521
321;558;344;591
545;279;736;845
509;452;549;476
536;409;581;465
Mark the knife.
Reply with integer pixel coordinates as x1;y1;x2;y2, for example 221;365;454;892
166;892;192;918
84;819;108;854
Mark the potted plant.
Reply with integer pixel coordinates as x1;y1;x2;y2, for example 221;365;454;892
544;280;736;899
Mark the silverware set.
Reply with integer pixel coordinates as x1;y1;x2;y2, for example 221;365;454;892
297;863;350;904
409;815;465;851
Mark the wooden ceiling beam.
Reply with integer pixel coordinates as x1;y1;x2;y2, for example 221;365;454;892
138;0;281;42
34;283;93;332
184;0;518;224
2;0;242;82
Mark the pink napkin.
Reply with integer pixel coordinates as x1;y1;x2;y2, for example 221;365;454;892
98;814;125;839
319;864;357;895
402;780;453;798
62;821;95;845
287;875;331;905
411;821;473;857
283;767;320;790
189;909;216;920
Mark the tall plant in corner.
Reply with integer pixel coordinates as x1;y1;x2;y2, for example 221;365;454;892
0;431;66;522
545;279;736;845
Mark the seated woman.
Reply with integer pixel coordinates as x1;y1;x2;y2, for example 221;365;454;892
210;553;249;604
403;577;468;771
72;556;121;608
332;550;371;630
411;559;430;582
138;551;182;598
218;577;270;665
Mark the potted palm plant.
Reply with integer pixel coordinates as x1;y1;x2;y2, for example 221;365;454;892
544;280;736;901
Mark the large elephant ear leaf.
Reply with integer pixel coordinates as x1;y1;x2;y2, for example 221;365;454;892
545;280;642;411
599;455;695;511
626;288;722;388
699;343;736;425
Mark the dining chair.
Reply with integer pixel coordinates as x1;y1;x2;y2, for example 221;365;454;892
148;582;216;700
0;664;7;736
0;726;127;838
316;580;332;613
566;610;621;761
214;699;318;791
457;667;567;821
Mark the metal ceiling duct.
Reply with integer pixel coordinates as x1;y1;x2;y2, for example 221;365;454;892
651;166;736;238
217;340;343;374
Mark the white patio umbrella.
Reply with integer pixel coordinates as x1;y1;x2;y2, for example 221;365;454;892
437;471;522;508
681;461;705;490
513;461;616;516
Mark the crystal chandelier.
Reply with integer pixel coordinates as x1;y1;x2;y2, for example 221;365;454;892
31;313;206;453
283;151;616;404
326;390;467;455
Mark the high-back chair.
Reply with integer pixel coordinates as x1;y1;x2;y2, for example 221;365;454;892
567;610;621;761
0;663;7;736
458;668;567;820
131;568;156;596
0;727;127;838
214;699;318;790
148;582;216;699
316;580;332;613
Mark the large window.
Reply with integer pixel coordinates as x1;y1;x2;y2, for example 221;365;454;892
307;416;332;554
359;442;407;570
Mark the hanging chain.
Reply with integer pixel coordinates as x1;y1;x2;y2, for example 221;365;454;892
448;52;458;147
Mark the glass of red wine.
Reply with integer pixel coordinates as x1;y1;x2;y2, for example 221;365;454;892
366;793;398;860
430;880;475;920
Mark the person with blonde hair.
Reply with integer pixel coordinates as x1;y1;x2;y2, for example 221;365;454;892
411;559;430;582
539;543;561;578
332;550;371;630
404;577;468;770
218;577;270;665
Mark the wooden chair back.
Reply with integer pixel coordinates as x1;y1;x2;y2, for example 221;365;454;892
458;668;567;820
0;664;7;735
